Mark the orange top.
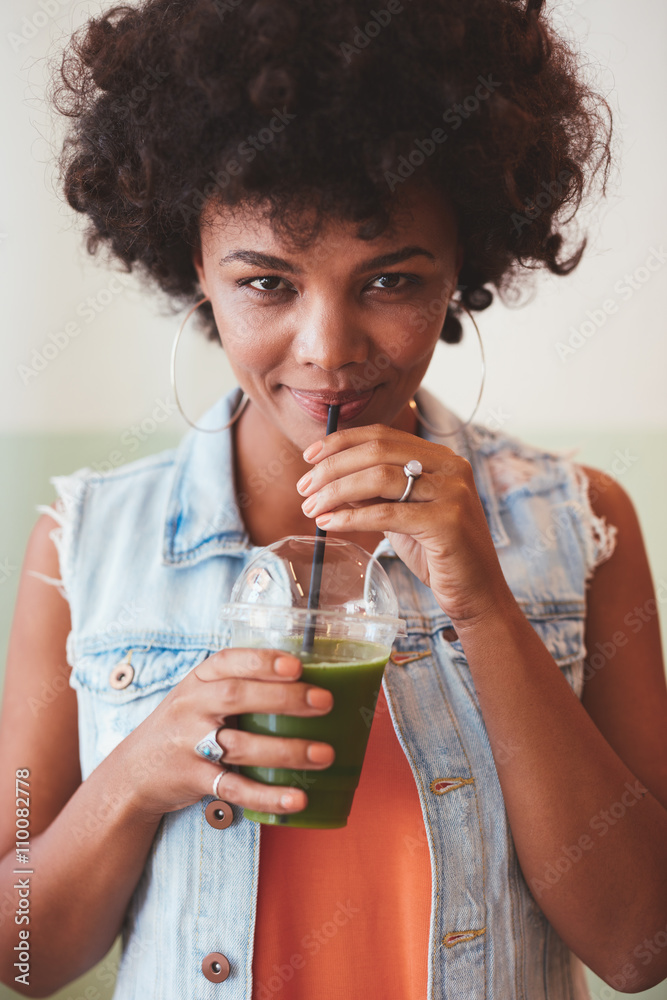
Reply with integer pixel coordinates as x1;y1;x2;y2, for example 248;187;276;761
251;682;432;999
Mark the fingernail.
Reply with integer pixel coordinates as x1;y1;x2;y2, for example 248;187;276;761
280;793;298;808
296;473;312;495
303;441;323;462
315;514;332;527
307;743;333;764
302;496;317;514
307;687;333;709
274;656;300;676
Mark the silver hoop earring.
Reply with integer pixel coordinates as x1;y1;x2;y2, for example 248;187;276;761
170;297;249;433
409;302;486;437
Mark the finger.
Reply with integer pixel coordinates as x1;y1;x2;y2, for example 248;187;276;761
314;501;430;534
199;676;334;720
299;438;460;498
303;423;421;465
299;436;428;492
302;465;434;519
216;727;335;770
194;647;302;682
208;767;310;814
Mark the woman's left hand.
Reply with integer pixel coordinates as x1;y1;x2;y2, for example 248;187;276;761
298;423;514;627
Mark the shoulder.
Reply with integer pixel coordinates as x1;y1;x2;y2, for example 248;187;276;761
575;462;639;527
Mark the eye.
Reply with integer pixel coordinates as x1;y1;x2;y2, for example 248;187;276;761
236;271;422;300
237;275;293;299
367;272;421;294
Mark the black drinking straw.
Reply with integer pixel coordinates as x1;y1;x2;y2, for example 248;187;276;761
302;404;340;654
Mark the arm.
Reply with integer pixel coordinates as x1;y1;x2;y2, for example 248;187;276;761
0;512;162;998
452;464;667;992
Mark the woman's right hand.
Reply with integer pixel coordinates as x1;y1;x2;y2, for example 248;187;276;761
117;648;335;819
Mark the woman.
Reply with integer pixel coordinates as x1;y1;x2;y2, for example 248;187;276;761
1;0;666;997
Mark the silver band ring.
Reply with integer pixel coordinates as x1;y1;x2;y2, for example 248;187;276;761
398;460;423;503
212;768;229;799
194;727;226;763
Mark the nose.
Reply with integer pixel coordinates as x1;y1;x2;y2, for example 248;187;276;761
292;311;370;371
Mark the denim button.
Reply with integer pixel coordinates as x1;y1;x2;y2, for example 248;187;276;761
109;661;134;689
202;952;230;982
205;800;234;830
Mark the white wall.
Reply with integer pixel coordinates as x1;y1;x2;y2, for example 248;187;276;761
1;0;665;434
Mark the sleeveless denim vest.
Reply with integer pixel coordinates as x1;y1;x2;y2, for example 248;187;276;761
38;386;616;999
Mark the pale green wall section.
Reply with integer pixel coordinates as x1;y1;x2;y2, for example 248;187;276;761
1;428;666;1000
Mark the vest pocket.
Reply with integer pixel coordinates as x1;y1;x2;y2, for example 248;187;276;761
69;641;213;775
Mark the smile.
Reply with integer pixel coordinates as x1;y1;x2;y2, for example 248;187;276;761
288;387;376;422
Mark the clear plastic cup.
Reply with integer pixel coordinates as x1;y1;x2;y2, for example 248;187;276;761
219;536;406;828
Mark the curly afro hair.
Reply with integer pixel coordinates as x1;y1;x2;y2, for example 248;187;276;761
53;0;613;344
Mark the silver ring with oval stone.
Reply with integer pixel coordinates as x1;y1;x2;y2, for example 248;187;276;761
397;460;423;502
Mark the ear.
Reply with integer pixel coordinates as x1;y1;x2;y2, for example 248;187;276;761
192;242;209;297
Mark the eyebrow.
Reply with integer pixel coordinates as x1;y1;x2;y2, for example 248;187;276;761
218;244;437;275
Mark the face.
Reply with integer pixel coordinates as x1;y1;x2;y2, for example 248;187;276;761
193;179;463;452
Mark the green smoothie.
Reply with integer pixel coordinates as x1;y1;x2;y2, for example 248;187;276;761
238;636;389;828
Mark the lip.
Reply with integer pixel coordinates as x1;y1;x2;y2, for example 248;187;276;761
289;387;376;422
